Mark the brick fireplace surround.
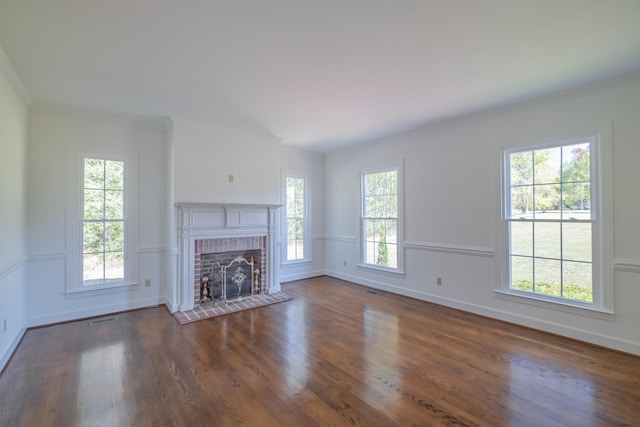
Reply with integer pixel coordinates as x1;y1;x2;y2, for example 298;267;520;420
176;203;281;312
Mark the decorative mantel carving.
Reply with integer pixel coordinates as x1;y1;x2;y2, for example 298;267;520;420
176;203;281;312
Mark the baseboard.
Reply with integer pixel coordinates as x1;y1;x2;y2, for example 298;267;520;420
0;326;26;374
160;296;179;314
324;270;640;356
26;297;165;328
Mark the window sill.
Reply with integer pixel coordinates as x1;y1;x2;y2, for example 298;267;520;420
357;263;405;277
495;289;615;321
65;281;138;299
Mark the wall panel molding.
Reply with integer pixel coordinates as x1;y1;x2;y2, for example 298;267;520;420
404;241;494;257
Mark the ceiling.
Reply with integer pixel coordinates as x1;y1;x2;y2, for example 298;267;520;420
1;1;640;152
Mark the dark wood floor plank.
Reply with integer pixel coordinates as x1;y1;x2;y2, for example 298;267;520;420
1;276;639;426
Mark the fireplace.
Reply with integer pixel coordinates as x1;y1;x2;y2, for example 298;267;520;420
195;237;265;306
176;203;281;312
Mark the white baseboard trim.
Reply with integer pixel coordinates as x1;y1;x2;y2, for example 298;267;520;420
26;297;165;328
324;270;640;356
0;326;26;373
160;296;179;314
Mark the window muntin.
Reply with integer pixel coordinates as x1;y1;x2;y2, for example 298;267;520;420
507;141;594;303
82;158;126;285
362;170;398;269
285;176;305;261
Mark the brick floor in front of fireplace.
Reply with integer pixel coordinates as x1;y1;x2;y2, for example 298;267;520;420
173;292;293;325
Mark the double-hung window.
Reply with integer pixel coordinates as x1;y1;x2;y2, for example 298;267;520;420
501;133;612;312
67;145;138;294
283;171;309;263
361;167;403;271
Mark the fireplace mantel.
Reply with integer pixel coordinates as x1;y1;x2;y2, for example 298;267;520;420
176;203;281;311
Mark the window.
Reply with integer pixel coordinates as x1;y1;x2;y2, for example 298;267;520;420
282;171;310;263
361;168;401;270
285;176;306;261
82;158;125;285
66;145;138;294
501;133;612;312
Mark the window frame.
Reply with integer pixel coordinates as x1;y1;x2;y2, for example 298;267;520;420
281;169;311;265
496;129;613;315
66;144;139;295
359;162;404;275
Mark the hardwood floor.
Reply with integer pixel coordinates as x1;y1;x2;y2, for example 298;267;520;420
1;276;639;426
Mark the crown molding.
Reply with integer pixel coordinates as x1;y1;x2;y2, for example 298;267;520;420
0;44;32;106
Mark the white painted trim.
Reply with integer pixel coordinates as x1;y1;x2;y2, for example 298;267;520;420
28;253;66;262
404;241;494;257
613;259;640;273
176;203;281;311
324;235;358;243
138;246;166;254
0;257;28;280
0;45;31;105
26;297;164;328
324;271;640;356
0;327;26;373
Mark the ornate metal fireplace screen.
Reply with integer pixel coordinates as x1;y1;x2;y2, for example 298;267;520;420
200;256;258;306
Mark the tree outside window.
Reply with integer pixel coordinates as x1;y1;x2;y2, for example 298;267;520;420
363;170;398;269
286;176;305;261
83;158;125;285
508;142;593;302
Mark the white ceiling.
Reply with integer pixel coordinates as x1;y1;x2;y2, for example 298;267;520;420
1;1;640;152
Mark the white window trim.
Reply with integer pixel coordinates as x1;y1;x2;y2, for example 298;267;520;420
358;161;405;275
495;127;614;315
65;143;139;295
281;169;312;265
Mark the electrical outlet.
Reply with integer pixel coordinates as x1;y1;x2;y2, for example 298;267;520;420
228;174;234;183
436;277;443;286
145;279;151;287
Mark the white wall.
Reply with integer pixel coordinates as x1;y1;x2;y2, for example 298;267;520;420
26;106;169;326
0;49;29;370
172;118;280;205
324;75;640;355
279;147;325;282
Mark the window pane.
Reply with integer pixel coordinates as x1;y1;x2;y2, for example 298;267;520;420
562;223;591;262
510;222;532;256
84;158;104;188
104;190;124;219
83;222;104;253
510;185;533;218
510;152;533;186
83;189;104;220
534;258;562;297
562;183;590;217
295;241;304;260
534;222;560;259
105;160;124;190
83;253;104;283
105;221;124;252
534;184;560;214
534;148;561;185
562;143;590;183
563;261;592;302
385;219;397;244
511;256;533;292
104;252;124;281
